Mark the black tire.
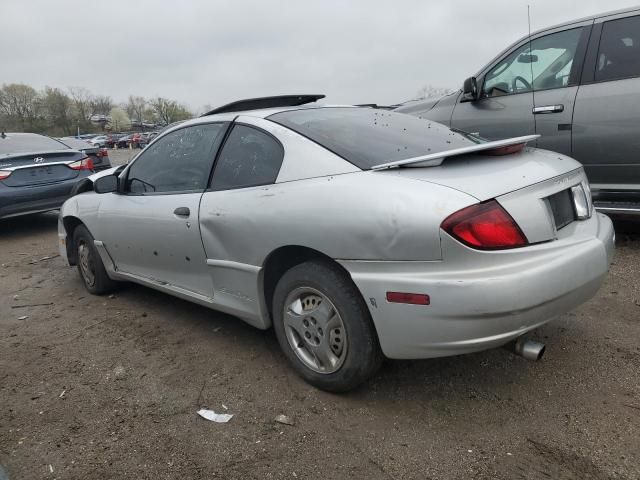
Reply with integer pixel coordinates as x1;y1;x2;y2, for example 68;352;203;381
73;224;118;295
272;260;383;392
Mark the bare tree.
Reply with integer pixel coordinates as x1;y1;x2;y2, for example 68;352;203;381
90;95;113;116
127;95;147;124
68;86;94;121
150;97;192;125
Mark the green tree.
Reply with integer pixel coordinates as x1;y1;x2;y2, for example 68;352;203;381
42;87;73;135
0;83;40;131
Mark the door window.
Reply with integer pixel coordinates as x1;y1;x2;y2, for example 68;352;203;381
596;15;640;82
210;124;284;190
126;123;225;194
483;28;584;97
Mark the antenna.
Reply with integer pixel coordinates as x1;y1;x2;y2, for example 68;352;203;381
527;5;536;109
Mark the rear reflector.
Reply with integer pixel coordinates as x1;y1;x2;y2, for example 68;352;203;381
0;170;11;180
386;292;430;305
441;200;528;250
68;157;94;171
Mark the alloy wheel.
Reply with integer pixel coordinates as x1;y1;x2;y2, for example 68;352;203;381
282;287;347;374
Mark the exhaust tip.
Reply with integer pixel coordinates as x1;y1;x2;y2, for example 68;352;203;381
505;337;546;361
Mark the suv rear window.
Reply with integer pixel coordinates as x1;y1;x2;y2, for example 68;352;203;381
268;107;477;169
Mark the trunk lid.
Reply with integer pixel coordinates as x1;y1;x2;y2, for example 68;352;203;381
0;150;86;187
387;148;581;201
383;148;588;244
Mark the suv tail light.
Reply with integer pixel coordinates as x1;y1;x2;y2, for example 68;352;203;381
97;148;108;157
441;200;528;250
68;157;94;171
0;170;12;180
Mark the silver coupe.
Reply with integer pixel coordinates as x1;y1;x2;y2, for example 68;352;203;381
58;95;614;392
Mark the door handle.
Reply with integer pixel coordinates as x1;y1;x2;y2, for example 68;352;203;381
173;207;190;217
533;104;564;114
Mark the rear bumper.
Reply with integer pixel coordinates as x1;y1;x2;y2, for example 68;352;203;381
340;213;614;359
0;175;90;219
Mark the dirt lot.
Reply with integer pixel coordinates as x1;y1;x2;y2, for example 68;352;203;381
1;198;639;479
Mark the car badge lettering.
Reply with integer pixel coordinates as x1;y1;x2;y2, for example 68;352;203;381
33;157;45;163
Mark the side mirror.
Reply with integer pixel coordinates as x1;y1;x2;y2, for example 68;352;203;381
94;174;119;194
461;76;479;102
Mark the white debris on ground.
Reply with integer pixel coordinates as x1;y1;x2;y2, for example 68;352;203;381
197;409;233;423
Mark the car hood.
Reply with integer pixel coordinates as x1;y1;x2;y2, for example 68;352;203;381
382;148;583;201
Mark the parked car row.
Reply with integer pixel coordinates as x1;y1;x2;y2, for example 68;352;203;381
88;132;159;149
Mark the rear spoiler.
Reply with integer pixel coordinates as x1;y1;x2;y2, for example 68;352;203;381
370;134;540;170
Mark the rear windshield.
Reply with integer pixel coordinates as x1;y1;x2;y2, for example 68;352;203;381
268;107;479;169
0;134;67;156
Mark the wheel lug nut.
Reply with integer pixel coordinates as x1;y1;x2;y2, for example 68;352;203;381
303;319;309;327
318;328;323;336
305;332;311;339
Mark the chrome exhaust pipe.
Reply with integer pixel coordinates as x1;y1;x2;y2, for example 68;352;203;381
504;337;546;361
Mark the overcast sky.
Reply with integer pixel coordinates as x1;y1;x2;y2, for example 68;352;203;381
1;0;639;112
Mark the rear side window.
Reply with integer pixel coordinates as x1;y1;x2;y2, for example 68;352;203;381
596;15;640;82
268;107;477;169
210;125;284;190
126;123;225;194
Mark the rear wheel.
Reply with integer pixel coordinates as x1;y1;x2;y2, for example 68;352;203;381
73;225;118;295
272;260;383;392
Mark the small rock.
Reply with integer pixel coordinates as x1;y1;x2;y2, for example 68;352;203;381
18;315;28;321
109;294;115;299
274;414;294;426
13;295;19;300
113;366;127;379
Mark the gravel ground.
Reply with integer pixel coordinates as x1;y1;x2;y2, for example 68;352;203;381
107;148;138;167
0;203;639;479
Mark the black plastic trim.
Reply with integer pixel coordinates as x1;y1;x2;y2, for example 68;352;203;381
202;95;325;116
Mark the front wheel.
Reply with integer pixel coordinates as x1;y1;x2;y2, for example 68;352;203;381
73;225;118;295
272;260;383;392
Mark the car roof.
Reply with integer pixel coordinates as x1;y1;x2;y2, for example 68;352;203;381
513;6;640;45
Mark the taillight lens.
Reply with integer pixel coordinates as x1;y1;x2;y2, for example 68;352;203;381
97;148;108;157
68;157;94;171
441;200;528;250
0;170;11;180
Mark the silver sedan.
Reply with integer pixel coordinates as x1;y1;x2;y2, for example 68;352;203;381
58;97;614;391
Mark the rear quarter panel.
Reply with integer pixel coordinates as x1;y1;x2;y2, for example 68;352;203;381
198;172;477;265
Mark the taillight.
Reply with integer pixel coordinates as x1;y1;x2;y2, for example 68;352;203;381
97;148;108;157
0;170;11;180
441;200;528;250
68;157;94;171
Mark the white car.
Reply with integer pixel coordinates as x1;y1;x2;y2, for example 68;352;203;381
89;135;108;148
57;95;614;392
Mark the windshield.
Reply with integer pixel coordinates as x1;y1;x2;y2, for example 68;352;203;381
268;107;479;169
